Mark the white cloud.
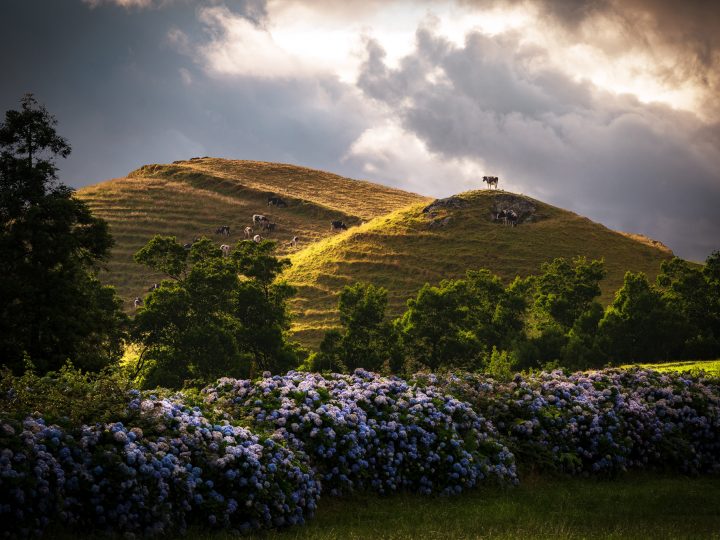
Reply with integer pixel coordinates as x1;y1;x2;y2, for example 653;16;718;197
345;120;494;196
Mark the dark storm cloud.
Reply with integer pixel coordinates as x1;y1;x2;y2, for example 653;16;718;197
357;28;720;261
0;0;368;186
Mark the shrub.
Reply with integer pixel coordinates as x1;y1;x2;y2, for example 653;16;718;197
203;370;517;496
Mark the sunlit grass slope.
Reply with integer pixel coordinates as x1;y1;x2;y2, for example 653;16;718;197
76;159;428;308
625;359;720;377
168;157;428;221
284;190;674;347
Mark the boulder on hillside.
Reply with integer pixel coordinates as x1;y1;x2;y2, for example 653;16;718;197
422;196;470;215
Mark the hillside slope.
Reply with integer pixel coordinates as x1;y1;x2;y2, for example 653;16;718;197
283;190;675;346
76;158;428;306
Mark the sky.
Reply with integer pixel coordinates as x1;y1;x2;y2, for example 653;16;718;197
2;0;719;261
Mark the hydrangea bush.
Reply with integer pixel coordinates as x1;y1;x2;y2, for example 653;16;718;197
1;394;319;538
2;366;718;538
203;370;517;496
419;369;720;475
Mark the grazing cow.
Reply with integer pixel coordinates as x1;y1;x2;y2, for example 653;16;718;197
330;220;348;231
262;221;276;232
215;225;230;236
220;244;231;256
147;283;159;292
496;209;518;226
482;176;499;189
290;235;299;247
244;226;253;238
253;234;262;243
133;297;142;308
267;196;288;208
253;214;269;224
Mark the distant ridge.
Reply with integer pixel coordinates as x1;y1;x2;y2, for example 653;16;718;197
77;159;674;349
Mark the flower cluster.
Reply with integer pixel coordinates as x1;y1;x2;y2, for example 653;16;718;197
0;394;319;538
420;369;720;475
203;369;517;496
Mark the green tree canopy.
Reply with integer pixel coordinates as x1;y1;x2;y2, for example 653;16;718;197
0;95;126;373
132;236;298;387
598;271;680;363
316;282;398;373
531;256;606;331
656;254;720;358
397;270;526;371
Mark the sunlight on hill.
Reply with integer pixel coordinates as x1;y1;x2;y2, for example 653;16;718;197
284;190;674;347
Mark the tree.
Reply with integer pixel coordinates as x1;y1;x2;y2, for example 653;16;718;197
397;270;526;371
656;255;720;358
597;271;680;363
317;282;399;373
531;257;606;331
132;236;298;387
519;257;606;369
0;95;126;373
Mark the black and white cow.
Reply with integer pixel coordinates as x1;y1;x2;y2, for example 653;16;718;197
330;220;348;231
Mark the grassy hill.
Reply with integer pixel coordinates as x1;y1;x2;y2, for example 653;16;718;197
283;190;674;346
77;159;675;349
76;158;428;307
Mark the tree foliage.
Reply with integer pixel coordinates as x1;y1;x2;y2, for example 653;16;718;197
397;270;526;372
131;236;298;388
0;95;126;374
597;271;680;363
315;283;399;373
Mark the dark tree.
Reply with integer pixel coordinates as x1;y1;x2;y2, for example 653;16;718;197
656;254;720;358
397;270;526;371
597;271;681;363
0;95;126;373
317;282;399;373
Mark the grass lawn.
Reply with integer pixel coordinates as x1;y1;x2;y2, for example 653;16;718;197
624;359;720;377
186;474;720;540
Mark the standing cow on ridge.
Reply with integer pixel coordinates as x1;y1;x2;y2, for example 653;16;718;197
483;176;499;189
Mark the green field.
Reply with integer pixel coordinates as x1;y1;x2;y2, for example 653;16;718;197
625;359;720;377
183;474;720;540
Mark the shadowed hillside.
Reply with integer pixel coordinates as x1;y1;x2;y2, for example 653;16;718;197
283;190;675;346
76;159;428;307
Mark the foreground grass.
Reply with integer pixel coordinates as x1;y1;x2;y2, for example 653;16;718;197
185;474;720;540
